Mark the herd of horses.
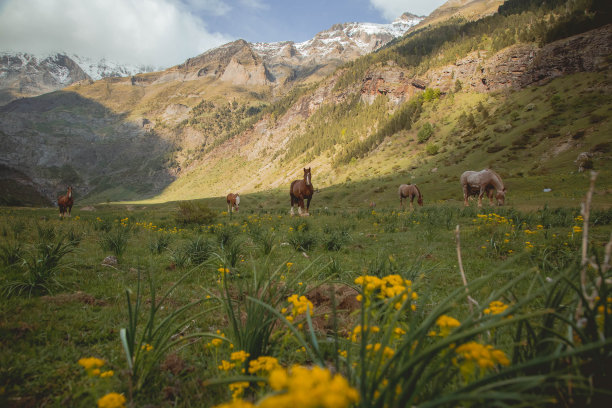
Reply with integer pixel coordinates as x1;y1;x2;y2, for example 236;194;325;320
58;168;506;218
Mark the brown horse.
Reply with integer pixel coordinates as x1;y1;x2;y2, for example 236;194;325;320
58;186;74;218
226;193;240;213
398;184;423;210
290;168;314;216
460;169;506;207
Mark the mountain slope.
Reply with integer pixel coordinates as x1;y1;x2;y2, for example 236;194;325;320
0;0;610;206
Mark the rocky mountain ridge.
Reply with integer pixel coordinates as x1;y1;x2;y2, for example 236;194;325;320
0;52;156;105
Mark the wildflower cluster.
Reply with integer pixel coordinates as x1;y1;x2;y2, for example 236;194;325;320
453;342;510;378
474;213;511;226
355;274;417;310
365;343;395;359
219;350;250;372
429;315;461;337
283;294;314;322
78;357;114;377
141;343;153;352
97;392;126;408
350;325;380;342
134;220;184;234
248;356;281;375
484;300;510;316
595;296;612;334
115;217;129;228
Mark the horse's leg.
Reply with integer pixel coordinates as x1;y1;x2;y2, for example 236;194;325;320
68;205;72;217
478;188;484;208
290;195;296;216
463;186;469;207
410;195;414;211
305;197;311;216
298;198;304;216
400;196;404;210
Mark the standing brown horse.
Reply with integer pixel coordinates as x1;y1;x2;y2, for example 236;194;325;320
58;186;74;218
290;168;314;216
398;184;423;210
461;169;506;207
226;193;240;213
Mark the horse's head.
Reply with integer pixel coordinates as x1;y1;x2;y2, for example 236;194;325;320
496;189;506;206
234;194;240;211
417;196;424;206
67;186;73;198
303;168;312;186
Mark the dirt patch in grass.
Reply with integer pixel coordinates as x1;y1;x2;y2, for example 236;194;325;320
307;284;360;335
41;291;107;306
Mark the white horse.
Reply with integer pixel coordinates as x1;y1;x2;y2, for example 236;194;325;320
460;169;506;207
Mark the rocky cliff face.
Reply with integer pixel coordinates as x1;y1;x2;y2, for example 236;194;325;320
360;25;612;102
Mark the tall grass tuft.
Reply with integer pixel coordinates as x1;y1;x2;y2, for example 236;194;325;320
2;235;76;297
184;235;213;265
120;269;208;395
148;234;172;255
99;225;131;257
0;240;22;267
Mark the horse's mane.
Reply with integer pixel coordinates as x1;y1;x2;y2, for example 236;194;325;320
413;184;422;199
485;169;504;190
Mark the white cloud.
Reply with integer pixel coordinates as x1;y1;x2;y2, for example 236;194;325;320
239;0;269;10
177;0;231;16
0;0;234;67
369;0;447;20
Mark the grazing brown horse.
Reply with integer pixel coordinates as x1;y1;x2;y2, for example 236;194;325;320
226;193;240;213
460;169;506;207
290;168;314;216
58;186;74;218
398;184;423;210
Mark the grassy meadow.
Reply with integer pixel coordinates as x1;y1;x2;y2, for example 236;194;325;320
1;178;611;407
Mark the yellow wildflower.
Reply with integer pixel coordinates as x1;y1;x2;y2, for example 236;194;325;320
97;393;126;408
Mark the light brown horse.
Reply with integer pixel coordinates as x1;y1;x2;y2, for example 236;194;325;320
226;193;240;213
290;168;314;216
398;184;423;210
461;169;506;207
58;186;74;218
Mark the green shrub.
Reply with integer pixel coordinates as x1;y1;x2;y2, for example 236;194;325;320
417;123;434;143
426;143;439;155
175;201;216;225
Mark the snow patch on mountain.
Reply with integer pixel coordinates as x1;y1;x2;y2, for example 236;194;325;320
68;54;157;80
251;14;422;59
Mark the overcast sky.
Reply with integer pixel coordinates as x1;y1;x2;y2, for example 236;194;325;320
0;0;446;68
